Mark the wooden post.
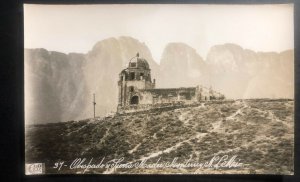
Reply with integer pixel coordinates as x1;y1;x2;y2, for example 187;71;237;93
93;93;96;118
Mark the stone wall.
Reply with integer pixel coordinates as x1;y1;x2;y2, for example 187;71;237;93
142;87;197;104
117;85;225;113
117;100;233;114
117;102;195;114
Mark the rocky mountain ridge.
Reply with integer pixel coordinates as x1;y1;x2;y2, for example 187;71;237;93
25;36;294;124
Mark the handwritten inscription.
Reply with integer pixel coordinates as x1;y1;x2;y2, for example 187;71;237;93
53;155;244;173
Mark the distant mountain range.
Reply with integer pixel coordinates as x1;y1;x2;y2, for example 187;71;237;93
25;36;294;124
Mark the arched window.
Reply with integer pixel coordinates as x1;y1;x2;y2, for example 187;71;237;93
130;72;135;80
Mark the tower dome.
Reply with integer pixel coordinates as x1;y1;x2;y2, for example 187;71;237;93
128;52;150;70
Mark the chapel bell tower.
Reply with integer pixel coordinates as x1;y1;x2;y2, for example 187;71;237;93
117;53;155;108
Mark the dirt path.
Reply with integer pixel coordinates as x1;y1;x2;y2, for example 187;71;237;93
137;132;206;162
98;127;111;145
152;126;167;139
226;101;248;120
66;124;87;136
178;110;191;125
128;143;141;154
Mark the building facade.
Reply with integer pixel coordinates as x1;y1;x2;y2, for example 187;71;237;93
117;53;224;112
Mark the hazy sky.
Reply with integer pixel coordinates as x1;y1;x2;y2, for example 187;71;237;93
24;4;294;63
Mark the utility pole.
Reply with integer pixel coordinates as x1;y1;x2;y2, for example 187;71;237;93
93;93;96;118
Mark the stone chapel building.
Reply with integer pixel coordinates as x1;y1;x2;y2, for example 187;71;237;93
117;53;224;112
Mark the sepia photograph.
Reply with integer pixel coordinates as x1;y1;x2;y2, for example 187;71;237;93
24;4;294;175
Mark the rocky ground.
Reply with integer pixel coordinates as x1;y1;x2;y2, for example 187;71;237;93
25;99;294;175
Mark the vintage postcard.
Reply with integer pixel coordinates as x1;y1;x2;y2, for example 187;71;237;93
24;4;294;175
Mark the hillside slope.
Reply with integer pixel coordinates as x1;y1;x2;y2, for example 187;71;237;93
25;99;294;174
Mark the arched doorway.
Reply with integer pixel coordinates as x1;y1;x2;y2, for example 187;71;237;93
130;96;139;105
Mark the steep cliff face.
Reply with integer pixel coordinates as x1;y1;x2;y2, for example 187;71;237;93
205;44;294;99
25;49;87;124
159;43;208;88
205;44;257;99
80;36;159;120
159;43;294;99
25;37;159;124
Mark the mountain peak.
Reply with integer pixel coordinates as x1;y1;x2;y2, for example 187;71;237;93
209;43;244;53
91;37;119;52
165;42;196;52
118;36;140;42
159;42;206;88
